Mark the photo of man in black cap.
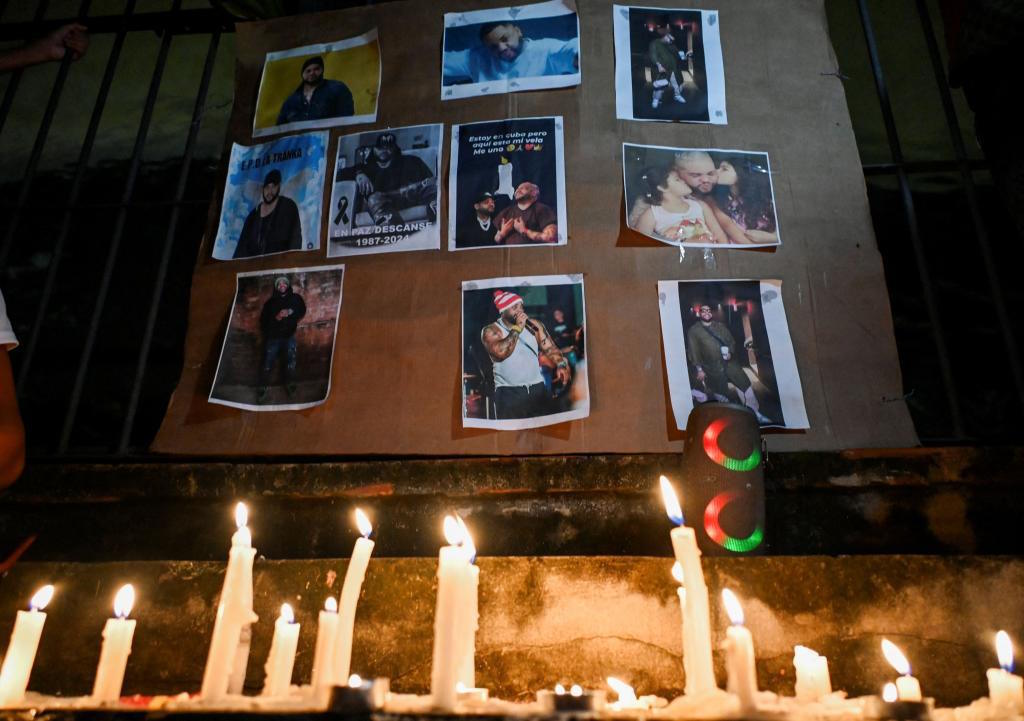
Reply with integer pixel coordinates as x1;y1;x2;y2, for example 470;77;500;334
276;55;355;126
457;191;499;247
335;131;437;226
233;169;304;259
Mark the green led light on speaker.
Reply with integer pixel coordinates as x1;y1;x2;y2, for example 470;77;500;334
702;418;761;471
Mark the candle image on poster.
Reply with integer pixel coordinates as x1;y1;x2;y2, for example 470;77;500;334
252;29;381;138
657;279;807;429
441;0;580;101
612;6;726;123
212;132;328;261
328;123;443;257
209;265;345;411
461;274;588;430
623;144;780;249
448;117;567;251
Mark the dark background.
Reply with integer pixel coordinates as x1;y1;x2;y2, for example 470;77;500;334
627;6;708;121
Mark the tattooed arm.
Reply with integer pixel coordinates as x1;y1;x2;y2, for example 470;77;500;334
528;319;571;384
481;322;520;362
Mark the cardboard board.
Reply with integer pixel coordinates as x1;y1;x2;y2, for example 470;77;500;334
152;0;918;455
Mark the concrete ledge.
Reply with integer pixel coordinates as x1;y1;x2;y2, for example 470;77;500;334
0;555;1020;707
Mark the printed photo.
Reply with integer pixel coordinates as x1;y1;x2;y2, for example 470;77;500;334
442;0;581;100
212;132;328;261
449;116;567;251
623;144;780;248
328;123;443;257
209;265;346;411
462;274;589;430
613;6;725;123
252;29;381;138
658;279;808;430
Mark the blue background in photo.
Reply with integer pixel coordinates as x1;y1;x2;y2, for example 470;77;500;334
443;13;578;51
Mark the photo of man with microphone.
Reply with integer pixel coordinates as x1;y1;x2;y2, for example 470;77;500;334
479;289;572;420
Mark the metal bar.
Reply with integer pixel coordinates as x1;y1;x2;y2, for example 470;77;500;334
0;0;91;270
118;29;221;454
0;1;52;154
862;159;989;176
854;0;966;438
57;0;181;454
0;9;233;40
914;0;1024;415
15;0;137;393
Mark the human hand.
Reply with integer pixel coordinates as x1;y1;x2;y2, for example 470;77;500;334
497;217;514;240
31;23;89;63
355;172;373;195
513;309;529;328
656;62;665;73
695;368;706;383
513;217;527;234
555;365;571;385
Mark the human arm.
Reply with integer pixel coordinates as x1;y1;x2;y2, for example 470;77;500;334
0;23;88;73
635;206;657;235
442;48;475;84
698;200;731;244
481;322;520;361
0;349;25;489
332;82;355;117
493;208;514;243
513;217;557;243
708;201;751;244
744;228;778;244
286;199;303;250
542;36;579;74
528;318;570;384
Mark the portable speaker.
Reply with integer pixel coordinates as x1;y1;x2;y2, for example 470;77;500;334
680;402;766;555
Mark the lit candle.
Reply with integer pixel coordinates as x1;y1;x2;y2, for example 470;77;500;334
987;631;1023;709
201;502;259;701
660;476;716;695
606;677;647;710
454;516;480;692
331;508;375;686
430;515;472;710
262;604;300;697
721;589;758;714
0;585;55;707
91;584;137;703
310;597;339;694
792;645;831;701
881;639;922;701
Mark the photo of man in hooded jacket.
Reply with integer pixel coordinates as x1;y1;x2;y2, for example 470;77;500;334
258;275;307;402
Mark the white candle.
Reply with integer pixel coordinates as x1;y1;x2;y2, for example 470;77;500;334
721;589;758;714
792;645;832;701
882;682;898;703
988;631;1023;708
310;597;339;693
331;508;375;686
262;604;300;697
606;677;647;710
660;476;716;695
430;515;472;710
881;639;922;701
454;517;479;691
0;585;54;707
91;584;137;703
201;502;259;701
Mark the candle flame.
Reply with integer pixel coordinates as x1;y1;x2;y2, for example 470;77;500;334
606;677;637;703
456;516;477;562
794;645;819;662
443;515;462;545
659;476;684;526
113;584;135;619
348;674;362;688
671;562;684;585
721;588;744;626
354;508;372;538
881;639;911;676
235;502;248;529
997;630;1014;672
325;596;338;613
554;683;566;695
280;603;294;624
570;684;583;697
882;683;898;703
30;584;55;611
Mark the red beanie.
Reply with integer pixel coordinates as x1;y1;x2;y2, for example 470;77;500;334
493;290;523;311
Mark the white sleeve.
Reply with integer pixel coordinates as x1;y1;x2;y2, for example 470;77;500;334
0;289;18;350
